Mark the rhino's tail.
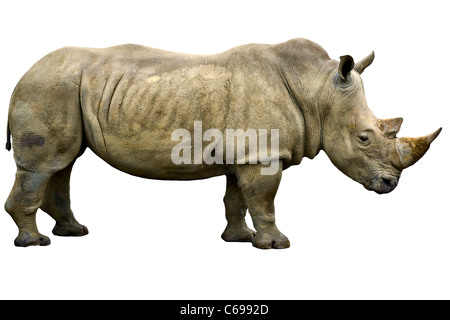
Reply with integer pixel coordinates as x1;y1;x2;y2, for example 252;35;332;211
6;121;11;151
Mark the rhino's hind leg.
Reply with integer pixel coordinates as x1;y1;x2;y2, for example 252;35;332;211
236;161;290;249
4;169;52;247
221;175;255;243
40;160;88;237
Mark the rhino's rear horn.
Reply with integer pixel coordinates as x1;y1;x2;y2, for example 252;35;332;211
379;117;403;138
396;128;442;169
355;51;375;75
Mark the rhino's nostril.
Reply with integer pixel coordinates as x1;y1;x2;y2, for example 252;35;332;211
381;176;398;190
381;177;392;186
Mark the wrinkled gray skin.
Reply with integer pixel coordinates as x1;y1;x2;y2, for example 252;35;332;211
5;38;441;248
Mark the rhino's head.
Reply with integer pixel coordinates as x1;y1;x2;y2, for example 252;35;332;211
322;52;441;194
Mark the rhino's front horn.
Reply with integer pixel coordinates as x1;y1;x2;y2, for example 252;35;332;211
396;128;442;169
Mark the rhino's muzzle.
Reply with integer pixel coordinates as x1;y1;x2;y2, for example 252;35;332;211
369;175;399;194
379;176;399;194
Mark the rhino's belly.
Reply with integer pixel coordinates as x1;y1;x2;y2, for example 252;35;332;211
92;133;230;180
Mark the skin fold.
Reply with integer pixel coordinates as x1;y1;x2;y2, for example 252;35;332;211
4;38;441;248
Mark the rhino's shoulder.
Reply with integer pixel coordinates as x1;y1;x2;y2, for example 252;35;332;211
272;38;330;61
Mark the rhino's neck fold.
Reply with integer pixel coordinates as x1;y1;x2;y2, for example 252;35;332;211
279;63;323;160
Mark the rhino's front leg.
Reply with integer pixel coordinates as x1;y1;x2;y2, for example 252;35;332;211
221;174;255;243
235;161;290;249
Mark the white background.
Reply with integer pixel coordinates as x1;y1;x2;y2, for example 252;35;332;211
0;0;448;300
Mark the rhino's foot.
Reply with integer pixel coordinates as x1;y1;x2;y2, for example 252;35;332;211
252;231;290;249
221;225;255;242
14;232;51;247
53;223;89;237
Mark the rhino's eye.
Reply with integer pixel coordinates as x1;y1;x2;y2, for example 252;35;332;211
357;133;371;145
359;136;369;142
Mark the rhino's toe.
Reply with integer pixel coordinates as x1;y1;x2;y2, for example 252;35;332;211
272;238;290;249
39;234;51;246
252;231;290;249
221;226;255;242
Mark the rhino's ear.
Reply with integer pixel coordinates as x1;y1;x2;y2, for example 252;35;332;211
355;51;375;75
379;117;403;138
338;55;355;82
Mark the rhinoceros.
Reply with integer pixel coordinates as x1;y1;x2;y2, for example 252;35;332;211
4;38;441;248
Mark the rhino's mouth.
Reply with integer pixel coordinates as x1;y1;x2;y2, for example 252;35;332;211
368;175;399;194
